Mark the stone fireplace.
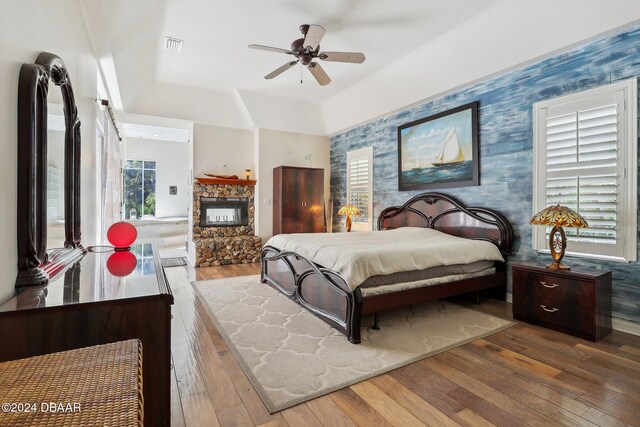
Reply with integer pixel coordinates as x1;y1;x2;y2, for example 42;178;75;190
192;177;262;267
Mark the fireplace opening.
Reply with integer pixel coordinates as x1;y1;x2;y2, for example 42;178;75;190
200;197;249;227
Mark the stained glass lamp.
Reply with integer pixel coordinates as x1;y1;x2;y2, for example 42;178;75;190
337;204;361;232
530;204;589;270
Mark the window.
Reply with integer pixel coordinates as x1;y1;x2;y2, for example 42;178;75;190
533;79;637;262
123;160;156;219
346;147;373;231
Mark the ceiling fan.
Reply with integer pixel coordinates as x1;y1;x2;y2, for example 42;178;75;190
249;24;366;86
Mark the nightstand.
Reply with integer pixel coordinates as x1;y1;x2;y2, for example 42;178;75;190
512;263;612;341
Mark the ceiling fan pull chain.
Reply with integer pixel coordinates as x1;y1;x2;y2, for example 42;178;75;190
300;62;303;84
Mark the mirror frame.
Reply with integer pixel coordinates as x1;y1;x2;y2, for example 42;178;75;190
16;52;85;288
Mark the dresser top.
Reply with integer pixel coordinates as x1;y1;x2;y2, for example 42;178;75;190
512;262;611;280
0;243;172;314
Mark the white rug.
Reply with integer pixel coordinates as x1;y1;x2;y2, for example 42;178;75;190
193;275;514;413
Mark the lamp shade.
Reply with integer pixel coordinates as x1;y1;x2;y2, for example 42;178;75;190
529;204;589;228
107;221;138;249
106;251;138;277
338;204;361;217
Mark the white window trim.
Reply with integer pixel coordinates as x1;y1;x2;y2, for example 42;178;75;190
532;78;637;263
346;146;374;231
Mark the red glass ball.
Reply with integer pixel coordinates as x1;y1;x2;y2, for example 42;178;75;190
107;221;137;249
106;251;138;277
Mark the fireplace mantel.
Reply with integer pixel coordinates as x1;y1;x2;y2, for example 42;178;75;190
195;177;257;186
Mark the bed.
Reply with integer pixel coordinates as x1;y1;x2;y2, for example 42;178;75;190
260;192;513;344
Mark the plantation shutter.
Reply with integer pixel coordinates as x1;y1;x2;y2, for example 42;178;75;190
346;147;373;230
545;101;618;250
534;80;637;262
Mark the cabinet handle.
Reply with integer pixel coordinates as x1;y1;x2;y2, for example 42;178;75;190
540;305;559;313
540;281;558;288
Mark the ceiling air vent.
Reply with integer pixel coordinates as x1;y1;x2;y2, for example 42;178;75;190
163;36;184;53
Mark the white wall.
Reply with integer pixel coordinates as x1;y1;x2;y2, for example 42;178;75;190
188;124;330;256
255;128;330;239
193;123;254;178
125;138;190;218
0;0;98;305
188;123;254;265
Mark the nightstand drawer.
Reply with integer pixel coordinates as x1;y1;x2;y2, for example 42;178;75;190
513;293;595;334
511;263;612;341
512;269;593;306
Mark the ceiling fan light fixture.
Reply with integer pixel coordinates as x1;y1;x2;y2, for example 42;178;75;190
249;24;365;85
163;36;184;53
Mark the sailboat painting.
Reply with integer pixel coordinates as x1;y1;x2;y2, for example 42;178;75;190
397;102;479;191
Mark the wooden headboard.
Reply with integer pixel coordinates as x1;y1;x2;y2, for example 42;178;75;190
377;192;513;255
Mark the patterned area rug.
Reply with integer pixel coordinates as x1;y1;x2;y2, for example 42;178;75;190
161;257;187;268
193;275;514;413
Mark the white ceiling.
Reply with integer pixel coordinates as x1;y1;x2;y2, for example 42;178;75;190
122;122;190;142
80;0;640;136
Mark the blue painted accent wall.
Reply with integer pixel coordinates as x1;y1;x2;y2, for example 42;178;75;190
330;26;640;324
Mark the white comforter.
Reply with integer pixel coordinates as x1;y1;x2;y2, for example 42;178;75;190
265;227;504;291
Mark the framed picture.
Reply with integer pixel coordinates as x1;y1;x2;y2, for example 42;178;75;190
397;101;479;191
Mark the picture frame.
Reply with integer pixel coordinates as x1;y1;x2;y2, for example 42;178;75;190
397;101;479;191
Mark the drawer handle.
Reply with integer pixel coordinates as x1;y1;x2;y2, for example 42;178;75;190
540;281;558;288
540;305;559;313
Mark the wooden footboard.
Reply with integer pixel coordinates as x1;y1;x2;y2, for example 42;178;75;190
261;245;363;343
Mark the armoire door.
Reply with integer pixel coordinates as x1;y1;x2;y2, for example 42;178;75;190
280;167;305;234
302;168;325;233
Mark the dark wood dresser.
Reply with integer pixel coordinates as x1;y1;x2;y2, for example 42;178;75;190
273;166;325;234
0;243;173;426
512;263;611;341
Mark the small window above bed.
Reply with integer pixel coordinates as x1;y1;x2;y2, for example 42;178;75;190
346;146;373;231
532;78;637;262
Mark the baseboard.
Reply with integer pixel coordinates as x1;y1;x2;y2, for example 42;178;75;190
612;318;640;336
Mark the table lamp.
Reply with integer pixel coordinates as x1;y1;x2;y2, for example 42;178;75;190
105;221;138;276
338;204;361;232
529;204;588;271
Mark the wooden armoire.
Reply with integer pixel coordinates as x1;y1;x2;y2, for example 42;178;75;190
273;166;325;235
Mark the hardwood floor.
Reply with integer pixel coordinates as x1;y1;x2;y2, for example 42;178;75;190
167;263;640;427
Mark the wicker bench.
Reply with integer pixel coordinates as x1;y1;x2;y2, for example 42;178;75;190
0;340;143;426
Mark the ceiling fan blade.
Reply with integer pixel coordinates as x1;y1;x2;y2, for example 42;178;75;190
303;25;326;51
264;61;298;79
319;51;366;64
248;44;292;55
307;62;331;86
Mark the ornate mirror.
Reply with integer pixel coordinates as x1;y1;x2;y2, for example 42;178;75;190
16;52;85;287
